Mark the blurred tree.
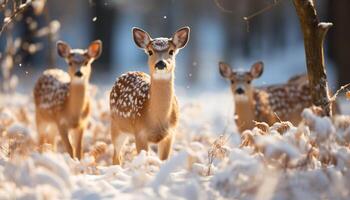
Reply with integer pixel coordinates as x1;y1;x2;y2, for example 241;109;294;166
91;0;117;70
220;0;279;61
18;7;39;65
0;0;58;92
328;0;350;87
181;0;201;84
220;0;246;62
262;2;287;51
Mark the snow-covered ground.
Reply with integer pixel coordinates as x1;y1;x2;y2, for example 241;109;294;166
1;89;350;200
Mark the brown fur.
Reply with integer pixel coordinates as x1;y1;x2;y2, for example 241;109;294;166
110;76;179;164
219;62;313;133
34;40;102;159
110;27;189;165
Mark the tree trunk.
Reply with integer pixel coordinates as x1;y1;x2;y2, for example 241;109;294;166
92;1;117;71
292;0;333;116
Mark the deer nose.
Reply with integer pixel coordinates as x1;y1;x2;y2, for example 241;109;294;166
75;71;83;77
236;88;245;95
155;60;167;70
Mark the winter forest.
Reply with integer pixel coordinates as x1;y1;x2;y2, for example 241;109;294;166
1;0;350;199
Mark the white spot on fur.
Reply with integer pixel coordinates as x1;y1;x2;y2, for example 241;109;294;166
34;69;70;111
151;38;170;51
110;72;150;119
70;49;86;54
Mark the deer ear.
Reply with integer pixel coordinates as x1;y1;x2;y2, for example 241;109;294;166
87;40;102;59
57;41;71;58
219;62;232;79
250;61;264;78
132;27;151;49
172;26;190;49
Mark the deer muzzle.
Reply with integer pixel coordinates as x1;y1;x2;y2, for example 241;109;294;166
155;60;167;70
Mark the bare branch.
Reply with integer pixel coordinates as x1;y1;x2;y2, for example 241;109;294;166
0;0;33;37
243;0;282;32
329;83;350;103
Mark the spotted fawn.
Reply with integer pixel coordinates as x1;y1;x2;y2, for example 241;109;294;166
34;40;102;159
219;61;312;133
109;27;190;165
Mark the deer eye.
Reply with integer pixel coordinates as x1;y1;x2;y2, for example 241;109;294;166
148;50;153;56
247;80;251;84
230;80;235;84
169;50;174;55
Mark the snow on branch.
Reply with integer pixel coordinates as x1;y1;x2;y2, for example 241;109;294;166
0;0;33;37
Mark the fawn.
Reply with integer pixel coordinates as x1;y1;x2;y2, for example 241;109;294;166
219;61;312;133
34;40;102;159
109;27;190;165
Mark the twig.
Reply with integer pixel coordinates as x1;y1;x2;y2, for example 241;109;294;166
0;0;33;37
207;116;234;176
273;112;282;122
243;0;282;32
328;83;350;103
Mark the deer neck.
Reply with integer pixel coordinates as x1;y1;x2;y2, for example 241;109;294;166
148;71;175;126
234;93;255;130
67;77;89;120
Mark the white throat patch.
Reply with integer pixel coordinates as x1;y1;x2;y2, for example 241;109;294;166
152;70;172;80
234;94;249;102
71;77;85;85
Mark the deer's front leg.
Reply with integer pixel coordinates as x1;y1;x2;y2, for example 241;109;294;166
158;131;174;160
36;114;48;152
58;125;73;158
135;131;149;154
74;127;84;160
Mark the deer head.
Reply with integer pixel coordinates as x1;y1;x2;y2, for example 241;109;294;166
132;27;190;80
219;61;264;101
57;40;102;83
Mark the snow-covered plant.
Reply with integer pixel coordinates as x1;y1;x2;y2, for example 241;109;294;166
207;134;230;176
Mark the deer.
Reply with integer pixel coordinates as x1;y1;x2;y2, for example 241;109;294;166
109;27;190;165
33;40;102;159
219;61;313;133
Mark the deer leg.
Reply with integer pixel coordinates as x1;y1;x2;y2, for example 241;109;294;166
158;131;174;160
74;127;84;160
57;125;73;158
135;131;149;154
35;113;48;152
46;125;58;152
111;121;128;165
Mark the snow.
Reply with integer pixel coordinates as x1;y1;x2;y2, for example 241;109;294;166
318;22;333;29
150;151;188;192
1;91;350;199
6;123;32;139
302;108;336;143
